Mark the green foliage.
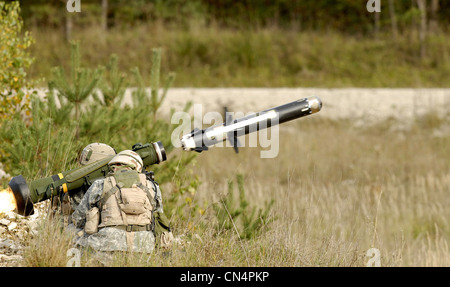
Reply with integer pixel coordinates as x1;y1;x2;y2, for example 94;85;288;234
97;54;126;107
48;41;104;124
0;43;197;213
0;96;78;179
164;166;202;225
214;174;275;240
0;1;35;121
150;48;176;113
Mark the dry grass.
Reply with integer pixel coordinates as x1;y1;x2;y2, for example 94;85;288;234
186;113;450;267
22;112;450;266
21;216;74;267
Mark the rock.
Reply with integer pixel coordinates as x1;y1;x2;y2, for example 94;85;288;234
0;254;23;263
0;226;6;235
0;254;9;262
5;211;16;220
7;254;23;261
9;242;22;251
0;238;15;249
0;218;10;226
26;219;41;236
7;222;17;231
16;230;27;240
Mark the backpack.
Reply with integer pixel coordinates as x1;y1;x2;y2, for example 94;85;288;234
98;169;156;231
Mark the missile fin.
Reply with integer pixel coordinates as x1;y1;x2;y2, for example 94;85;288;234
224;107;241;153
194;146;209;153
227;131;241;153
190;127;202;136
224;107;233;126
232;138;240;153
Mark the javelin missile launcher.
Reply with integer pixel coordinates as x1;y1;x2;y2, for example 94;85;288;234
8;142;166;216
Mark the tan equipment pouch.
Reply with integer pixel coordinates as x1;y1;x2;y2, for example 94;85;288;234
85;206;100;234
119;184;150;215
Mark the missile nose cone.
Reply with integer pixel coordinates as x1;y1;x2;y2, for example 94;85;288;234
308;96;322;114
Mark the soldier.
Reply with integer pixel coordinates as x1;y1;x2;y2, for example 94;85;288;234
71;149;173;253
50;143;116;226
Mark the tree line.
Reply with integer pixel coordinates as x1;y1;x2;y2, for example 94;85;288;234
18;0;448;35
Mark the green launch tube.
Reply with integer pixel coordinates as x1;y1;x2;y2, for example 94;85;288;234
8;141;166;216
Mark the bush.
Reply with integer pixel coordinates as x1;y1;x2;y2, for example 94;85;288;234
214;174;275;240
0;1;35;122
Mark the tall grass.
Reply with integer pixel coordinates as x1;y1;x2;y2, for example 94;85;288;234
179;112;450;267
22;111;450;266
22;215;74;267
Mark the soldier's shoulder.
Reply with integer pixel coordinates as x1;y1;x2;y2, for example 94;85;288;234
88;177;106;192
92;177;106;185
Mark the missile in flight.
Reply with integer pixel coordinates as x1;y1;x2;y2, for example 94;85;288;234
180;96;322;153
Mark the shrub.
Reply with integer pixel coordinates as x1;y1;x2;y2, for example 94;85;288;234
214;174;275;240
0;1;35;122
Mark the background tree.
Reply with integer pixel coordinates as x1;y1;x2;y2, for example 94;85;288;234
416;0;427;60
388;0;399;39
430;0;440;33
101;0;108;31
48;41;103;139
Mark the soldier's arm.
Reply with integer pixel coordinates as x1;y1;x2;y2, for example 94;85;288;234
148;180;174;248
71;179;105;229
152;181;164;213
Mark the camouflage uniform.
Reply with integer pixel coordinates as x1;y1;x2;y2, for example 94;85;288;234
71;176;166;252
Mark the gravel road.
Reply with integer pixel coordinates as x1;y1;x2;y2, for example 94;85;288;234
159;88;450;122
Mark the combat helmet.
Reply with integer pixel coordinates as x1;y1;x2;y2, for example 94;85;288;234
108;150;144;172
79;143;116;165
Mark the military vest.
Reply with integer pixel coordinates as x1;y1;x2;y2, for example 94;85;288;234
98;169;156;230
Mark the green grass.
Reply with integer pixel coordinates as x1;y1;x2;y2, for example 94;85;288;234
28;24;450;88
